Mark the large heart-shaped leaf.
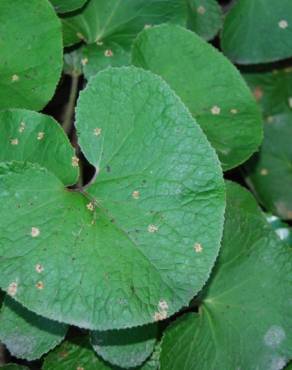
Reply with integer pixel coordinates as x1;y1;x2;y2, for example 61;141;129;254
244;113;292;220
0;296;67;361
91;324;157;368
244;68;292;117
221;0;292;64
0;67;225;330
61;0;187;47
0;109;78;186
132;24;263;171
50;0;87;13
187;0;222;41
0;0;63;110
159;181;292;370
43;337;112;370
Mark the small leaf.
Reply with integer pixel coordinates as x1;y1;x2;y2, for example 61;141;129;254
187;0;223;40
61;0;187;47
91;324;157;368
82;42;130;80
244;68;292;117
132;24;263;170
221;0;292;64
244;113;292;220
0;67;225;330
159;181;292;370
50;0;87;13
0;0;63;110
43;337;112;370
0;109;78;186
0;296;67;361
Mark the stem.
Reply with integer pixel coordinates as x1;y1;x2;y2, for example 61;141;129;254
63;73;79;134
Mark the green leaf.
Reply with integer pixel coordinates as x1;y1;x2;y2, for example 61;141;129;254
0;109;78;186
0;67;225;330
91;324;157;368
266;214;292;247
132;24;263;171
0;296;67;361
0;365;29;370
61;0;187;47
139;343;160;370
43;337;112;370
244;113;292;220
82;42;130;80
50;0;87;13
0;0;63;110
159;181;292;370
243;68;292;117
187;0;222;40
221;0;292;64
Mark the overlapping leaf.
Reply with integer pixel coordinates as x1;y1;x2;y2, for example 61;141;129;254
244;113;292;220
0;67;225;330
61;0;187;47
50;0;87;13
221;0;292;64
187;0;222;40
0;297;67;361
43;337;112;370
0;0;63;110
159;181;292;370
244;68;292;117
132;24;262;170
0;109;78;186
91;324;157;368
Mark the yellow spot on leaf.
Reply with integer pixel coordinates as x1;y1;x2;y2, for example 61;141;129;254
10;138;19;146
279;20;288;29
194;242;203;253
93;128;102;136
211;105;221;115
11;74;19;82
132;190;140;199
230;109;238;114
148;224;158;233
72;156;79;167
31;227;40;238
35;264;44;273
104;49;113;57
81;58;88;66
18;122;26;133
197;5;206;14
260;168;268;176
86;202;94;211
7;282;18;297
37;132;45;140
36;281;44;290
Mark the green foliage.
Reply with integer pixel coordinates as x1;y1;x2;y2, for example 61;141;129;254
244;68;292;117
0;67;225;330
50;0;87;14
221;0;292;64
244;113;292;220
0;1;291;369
0;0;63;110
0;297;67;360
160;181;292;370
132;24;262;170
187;0;222;40
91;324;157;368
